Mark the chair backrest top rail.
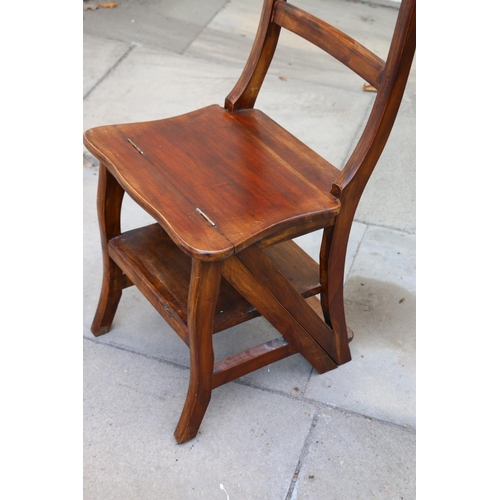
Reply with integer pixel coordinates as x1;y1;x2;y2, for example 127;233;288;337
272;0;386;89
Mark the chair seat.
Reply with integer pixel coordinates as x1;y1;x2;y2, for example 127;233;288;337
84;104;341;260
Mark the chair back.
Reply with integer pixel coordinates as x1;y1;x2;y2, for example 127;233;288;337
225;0;416;207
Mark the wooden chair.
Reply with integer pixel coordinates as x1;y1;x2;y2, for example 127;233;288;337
84;0;416;443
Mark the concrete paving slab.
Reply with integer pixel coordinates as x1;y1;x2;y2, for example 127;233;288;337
304;226;416;428
83;33;131;97
186;0;399;77
83;0;228;53
83;46;241;132
84;339;317;500
354;72;416;233
348;224;416;291
291;408;416;499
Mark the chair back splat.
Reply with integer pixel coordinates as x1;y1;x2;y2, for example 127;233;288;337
84;0;416;443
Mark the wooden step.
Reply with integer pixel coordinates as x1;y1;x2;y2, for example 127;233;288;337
108;223;322;344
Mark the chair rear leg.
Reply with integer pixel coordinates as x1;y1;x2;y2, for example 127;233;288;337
320;222;352;365
174;260;222;444
91;164;125;336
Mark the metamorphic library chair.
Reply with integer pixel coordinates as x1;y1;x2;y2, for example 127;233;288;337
84;0;416;443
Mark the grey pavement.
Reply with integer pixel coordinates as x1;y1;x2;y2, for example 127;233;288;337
83;0;416;498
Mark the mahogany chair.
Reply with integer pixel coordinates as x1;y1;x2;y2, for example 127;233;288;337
84;0;416;443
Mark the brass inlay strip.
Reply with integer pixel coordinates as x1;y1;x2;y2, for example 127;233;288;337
127;138;144;155
196;208;217;227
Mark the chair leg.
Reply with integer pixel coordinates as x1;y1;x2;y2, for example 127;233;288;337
91;164;125;336
320;221;352;365
174;259;222;444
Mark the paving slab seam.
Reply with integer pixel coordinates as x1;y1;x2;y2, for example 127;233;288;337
234;376;416;432
284;410;320;500
84;335;190;372
353;219;416;236
180;0;231;56
299;365;314;398
84;44;136;101
84;336;415;432
346;0;400;10
345;221;368;281
256;72;380;99
339;93;374;167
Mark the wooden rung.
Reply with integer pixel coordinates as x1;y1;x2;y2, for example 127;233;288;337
212;337;297;389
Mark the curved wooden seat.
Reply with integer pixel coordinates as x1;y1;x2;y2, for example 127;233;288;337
84;105;341;260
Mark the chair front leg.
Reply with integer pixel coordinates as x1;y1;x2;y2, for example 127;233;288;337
174;259;222;444
91;163;125;336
